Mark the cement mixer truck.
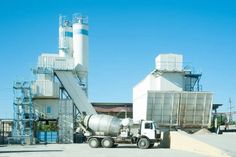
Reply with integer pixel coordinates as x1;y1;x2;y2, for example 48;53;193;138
78;114;161;149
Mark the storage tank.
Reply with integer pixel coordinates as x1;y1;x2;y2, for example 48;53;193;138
72;13;88;83
83;114;122;136
59;15;73;57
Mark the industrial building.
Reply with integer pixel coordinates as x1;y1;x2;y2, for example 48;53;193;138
133;54;213;128
0;119;13;145
10;14;214;145
92;102;132;118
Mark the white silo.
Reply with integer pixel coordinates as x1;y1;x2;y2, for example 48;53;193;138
72;13;89;91
59;15;73;57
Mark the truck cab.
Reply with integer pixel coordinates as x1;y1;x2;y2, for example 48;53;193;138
141;121;156;139
137;120;161;149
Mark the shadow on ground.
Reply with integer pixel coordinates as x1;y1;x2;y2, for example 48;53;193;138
0;150;63;153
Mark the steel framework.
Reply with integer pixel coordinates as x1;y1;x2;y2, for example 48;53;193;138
13;81;34;144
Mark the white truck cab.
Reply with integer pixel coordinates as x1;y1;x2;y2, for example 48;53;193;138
141;121;156;139
137;120;161;149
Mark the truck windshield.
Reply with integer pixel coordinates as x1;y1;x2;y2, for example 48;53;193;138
153;122;157;129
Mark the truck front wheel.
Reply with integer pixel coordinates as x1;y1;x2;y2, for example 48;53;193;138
138;138;150;149
101;138;114;148
88;138;100;148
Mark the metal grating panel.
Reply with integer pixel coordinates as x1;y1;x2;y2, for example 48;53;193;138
58;100;73;143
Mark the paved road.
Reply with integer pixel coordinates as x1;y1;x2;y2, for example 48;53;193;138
1;133;236;157
0;144;206;157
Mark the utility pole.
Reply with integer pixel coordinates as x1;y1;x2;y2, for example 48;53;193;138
229;98;233;124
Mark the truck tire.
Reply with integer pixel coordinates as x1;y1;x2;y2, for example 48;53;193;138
88;138;100;148
138;138;150;149
101;138;114;148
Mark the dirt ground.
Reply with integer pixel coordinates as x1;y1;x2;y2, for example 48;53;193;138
192;133;236;157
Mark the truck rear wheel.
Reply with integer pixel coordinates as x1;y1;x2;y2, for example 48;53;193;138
88;138;100;148
138;138;150;149
101;138;114;148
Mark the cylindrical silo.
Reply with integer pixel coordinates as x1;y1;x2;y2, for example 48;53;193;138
59;15;73;57
72;14;89;84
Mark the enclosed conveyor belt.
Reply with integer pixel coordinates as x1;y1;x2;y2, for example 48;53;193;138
54;71;96;115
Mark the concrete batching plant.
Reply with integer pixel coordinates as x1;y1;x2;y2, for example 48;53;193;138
11;14;214;145
12;13;95;144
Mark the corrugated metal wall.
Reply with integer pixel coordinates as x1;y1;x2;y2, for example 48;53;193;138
146;91;213;128
147;92;180;126
179;92;212;127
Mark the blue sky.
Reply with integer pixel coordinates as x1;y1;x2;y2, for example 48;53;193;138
0;0;235;118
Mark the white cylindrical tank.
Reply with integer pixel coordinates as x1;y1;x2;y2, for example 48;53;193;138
59;16;73;57
72;14;89;82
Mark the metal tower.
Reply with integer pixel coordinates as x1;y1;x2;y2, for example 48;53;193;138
13;81;34;144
